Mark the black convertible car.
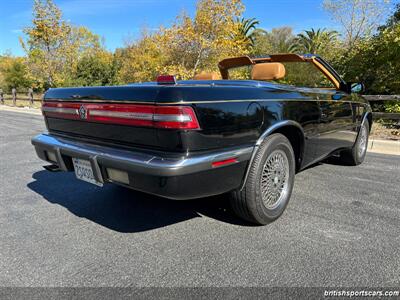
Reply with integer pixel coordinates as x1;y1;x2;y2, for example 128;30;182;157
32;54;372;224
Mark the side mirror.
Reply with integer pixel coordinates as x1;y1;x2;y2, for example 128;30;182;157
348;82;365;94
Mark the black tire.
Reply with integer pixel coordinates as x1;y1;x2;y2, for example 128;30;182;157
340;119;369;166
230;133;296;225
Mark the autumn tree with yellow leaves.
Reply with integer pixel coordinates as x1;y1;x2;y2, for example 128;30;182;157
20;0;102;89
10;0;252;88
1;0;398;107
118;0;249;82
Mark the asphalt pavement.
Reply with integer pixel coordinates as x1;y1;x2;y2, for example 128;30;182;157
1;110;399;288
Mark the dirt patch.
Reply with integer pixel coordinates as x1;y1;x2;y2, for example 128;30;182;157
371;122;400;141
2;99;42;109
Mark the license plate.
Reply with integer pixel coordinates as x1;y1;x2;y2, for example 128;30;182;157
72;158;103;187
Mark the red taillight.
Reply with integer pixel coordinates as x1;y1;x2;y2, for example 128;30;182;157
42;102;200;130
89;104;154;127
156;75;176;85
154;106;199;129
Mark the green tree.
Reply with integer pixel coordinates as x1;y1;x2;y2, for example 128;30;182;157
0;55;33;92
250;29;272;55
20;0;101;90
379;2;400;30
290;28;339;55
3;58;32;91
268;27;295;53
73;51;119;86
251;27;295;56
323;0;391;48
0;54;12;90
235;17;260;47
116;30;167;83
335;24;400;99
118;0;249;82
163;0;248;77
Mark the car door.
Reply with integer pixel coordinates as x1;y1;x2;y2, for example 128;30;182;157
315;91;357;159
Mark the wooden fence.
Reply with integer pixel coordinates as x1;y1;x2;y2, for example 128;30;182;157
0;89;42;106
0;88;399;120
364;95;400;121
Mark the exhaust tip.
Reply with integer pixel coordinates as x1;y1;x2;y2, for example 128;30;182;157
43;164;61;172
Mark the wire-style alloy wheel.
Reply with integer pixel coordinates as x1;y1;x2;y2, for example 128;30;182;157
358;124;368;157
260;149;290;210
230;133;295;225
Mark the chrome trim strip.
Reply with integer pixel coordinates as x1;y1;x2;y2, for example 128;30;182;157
89;110;192;122
42;107;78;115
46;99;154;104
44;98;364;105
32;134;253;177
89;110;153;120
181;99;359;104
153;114;192;122
240;120;304;191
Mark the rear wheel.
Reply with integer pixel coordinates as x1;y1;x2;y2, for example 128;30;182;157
230;133;295;225
340;119;369;166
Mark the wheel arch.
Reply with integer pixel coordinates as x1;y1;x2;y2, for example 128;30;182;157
356;112;372;141
240;120;305;191
365;112;373;131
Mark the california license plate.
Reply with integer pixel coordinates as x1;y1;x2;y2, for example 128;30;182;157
72;158;103;187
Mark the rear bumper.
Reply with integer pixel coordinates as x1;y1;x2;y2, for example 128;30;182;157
31;133;253;199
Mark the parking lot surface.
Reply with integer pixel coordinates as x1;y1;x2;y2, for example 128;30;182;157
1;110;399;287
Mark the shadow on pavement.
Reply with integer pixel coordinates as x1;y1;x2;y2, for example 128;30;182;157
298;155;355;173
28;170;254;233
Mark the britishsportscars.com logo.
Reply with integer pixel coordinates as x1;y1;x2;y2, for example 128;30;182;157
324;289;399;297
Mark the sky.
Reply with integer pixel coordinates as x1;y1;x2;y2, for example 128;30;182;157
0;0;340;56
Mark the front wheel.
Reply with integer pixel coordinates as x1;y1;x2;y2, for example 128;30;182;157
340;119;369;166
230;133;296;225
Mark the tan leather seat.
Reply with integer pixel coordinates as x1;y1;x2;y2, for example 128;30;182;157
251;63;285;81
193;72;221;80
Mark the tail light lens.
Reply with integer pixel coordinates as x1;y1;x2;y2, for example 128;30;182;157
42;102;200;130
153;106;199;129
156;75;177;85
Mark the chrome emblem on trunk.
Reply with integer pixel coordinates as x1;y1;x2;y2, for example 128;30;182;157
78;105;87;120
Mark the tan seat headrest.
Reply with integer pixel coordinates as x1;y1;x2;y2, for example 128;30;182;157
193;72;221;80
251;63;285;81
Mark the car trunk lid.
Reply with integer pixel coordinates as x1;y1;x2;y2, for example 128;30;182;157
43;84;200;151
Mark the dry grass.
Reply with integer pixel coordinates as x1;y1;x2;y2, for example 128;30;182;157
2;99;42;109
371;122;400;140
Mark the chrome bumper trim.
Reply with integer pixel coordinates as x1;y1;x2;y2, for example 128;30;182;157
32;134;253;181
